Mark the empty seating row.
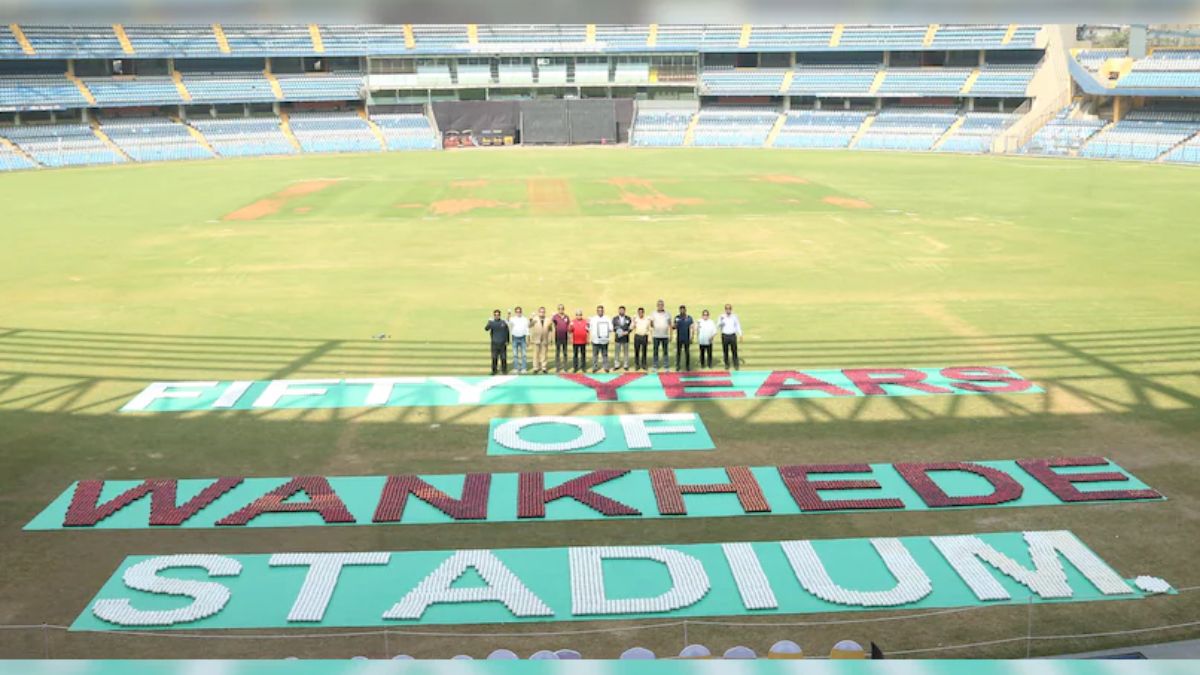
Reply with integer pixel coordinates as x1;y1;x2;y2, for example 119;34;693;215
931;24;1035;48
84;77;182;106
275;74;364;100
288;112;381;153
747;26;833;50
630;109;693;147
935;111;1016;153
1020;107;1105;156
123;25;224;56
701;70;785;95
19;25;123;57
970;68;1034;96
1163;133;1200;164
371;113;439;150
857;107;958;151
477;25;586;44
0;75;89;109
0;123;126;167
188;117;296;157
692;107;779;147
773;110;868;148
101;117;213;162
878;68;971;95
1079;118;1199;161
0;139;37;170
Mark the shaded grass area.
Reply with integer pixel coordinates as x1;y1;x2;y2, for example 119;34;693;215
0;149;1197;658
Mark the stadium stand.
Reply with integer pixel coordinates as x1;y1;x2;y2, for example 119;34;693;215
19;25;123;57
0;74;90;109
701;68;786;95
788;66;878;96
772;110;870;149
691;107;780;147
856;107;959;151
1020;106;1106;155
100;117;213;162
877;68;971;95
1079;110;1200;161
935;111;1018;152
275;73;365;101
371;113;440;150
0;136;37;170
593;25;650;51
122;25;224;57
187;117;296;157
83;77;183;107
1163;132;1200;163
746;25;833;50
630;109;694;147
220;25;316;56
0;123;126;167
288;111;382;153
1119;51;1200;89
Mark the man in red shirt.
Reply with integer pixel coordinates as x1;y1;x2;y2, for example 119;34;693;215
569;309;590;373
551;304;572;373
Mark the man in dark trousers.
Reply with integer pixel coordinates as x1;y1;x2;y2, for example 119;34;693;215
612;305;633;371
551;304;572;373
485;309;510;375
674;305;695;372
719;303;743;370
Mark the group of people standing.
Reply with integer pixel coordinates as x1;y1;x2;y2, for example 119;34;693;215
485;300;744;375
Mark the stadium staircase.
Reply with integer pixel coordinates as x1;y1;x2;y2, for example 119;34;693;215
778;70;794;94
359;109;389;151
264;69;284;100
923;24;939;47
868;70;887;94
1001;23;1019;45
9;23;35;54
931;116;967;150
738;24;752;49
113;24;135;55
66;67;97;106
960;69;981;95
0;134;40;168
180;119;218;157
89;121;133;162
212;23;231;54
586;24;596;44
403;24;415;49
647;24;658;47
763;114;787;147
829;24;843;47
308;24;325;53
848;113;877;148
278;112;303;152
682;112;701;146
170;70;193;102
1156;128;1200;162
1077;119;1117;156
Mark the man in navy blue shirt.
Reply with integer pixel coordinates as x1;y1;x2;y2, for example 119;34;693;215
485;309;510;375
674;305;695;372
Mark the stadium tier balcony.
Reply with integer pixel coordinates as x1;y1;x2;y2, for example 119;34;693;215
773;110;869;148
877;68;972;96
594;25;650;51
123;25;224;57
838;24;929;50
655;25;705;50
20;25;123;57
288;111;381;153
970;66;1035;96
410;25;470;54
220;24;316;56
182;73;277;103
0;123;126;167
747;25;833;50
188;117;296;157
0;75;89;110
84;77;183;107
692;107;780;147
701;69;786;95
371;113;439;151
100;117;212;162
788;66;878;96
275;74;364;101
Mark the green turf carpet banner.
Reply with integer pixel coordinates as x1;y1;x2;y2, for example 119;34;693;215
486;413;715;455
2;663;1198;675
27;457;1162;531
118;366;1040;413
71;530;1172;631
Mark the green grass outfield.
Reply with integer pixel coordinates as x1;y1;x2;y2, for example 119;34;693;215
0;148;1198;659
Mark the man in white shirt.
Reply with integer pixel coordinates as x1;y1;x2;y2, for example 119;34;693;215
588;305;612;373
507;306;531;374
650;299;673;372
697;309;718;368
718;303;743;370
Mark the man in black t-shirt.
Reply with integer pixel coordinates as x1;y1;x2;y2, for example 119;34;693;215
674;305;695;372
485;309;510;375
